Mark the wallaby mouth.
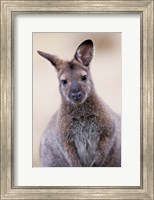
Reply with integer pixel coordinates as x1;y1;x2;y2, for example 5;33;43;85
68;90;86;104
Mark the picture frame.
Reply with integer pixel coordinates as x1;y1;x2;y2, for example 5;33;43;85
0;0;153;199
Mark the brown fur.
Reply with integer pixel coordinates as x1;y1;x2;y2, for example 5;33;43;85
38;39;121;167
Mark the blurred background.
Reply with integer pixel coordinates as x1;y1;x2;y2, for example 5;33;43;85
33;33;121;167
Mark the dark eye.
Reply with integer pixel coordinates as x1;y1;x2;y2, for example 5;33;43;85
81;75;87;81
61;79;67;85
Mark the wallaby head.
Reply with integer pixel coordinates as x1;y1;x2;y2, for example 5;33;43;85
38;39;94;105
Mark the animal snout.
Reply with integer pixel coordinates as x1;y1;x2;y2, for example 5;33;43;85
71;91;82;101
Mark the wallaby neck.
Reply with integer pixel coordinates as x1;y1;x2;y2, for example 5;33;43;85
59;90;115;136
60;91;103;118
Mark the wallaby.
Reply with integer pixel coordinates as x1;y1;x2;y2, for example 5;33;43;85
38;39;121;167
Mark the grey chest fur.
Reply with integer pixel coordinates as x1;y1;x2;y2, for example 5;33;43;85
70;115;101;167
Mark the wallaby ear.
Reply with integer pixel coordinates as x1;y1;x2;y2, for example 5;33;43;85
74;39;94;66
37;50;62;71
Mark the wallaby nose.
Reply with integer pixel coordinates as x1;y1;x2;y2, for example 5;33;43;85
71;91;82;101
70;81;82;101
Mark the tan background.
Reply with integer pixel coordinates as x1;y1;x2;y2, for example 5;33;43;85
33;33;121;167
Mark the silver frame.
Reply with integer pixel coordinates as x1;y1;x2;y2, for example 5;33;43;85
0;1;153;199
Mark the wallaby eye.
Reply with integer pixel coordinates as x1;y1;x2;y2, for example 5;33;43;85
81;75;87;81
61;79;67;85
